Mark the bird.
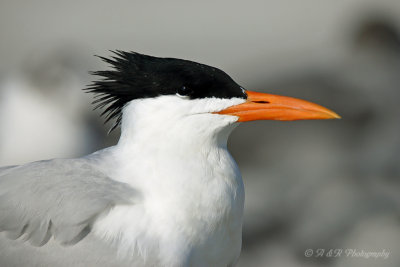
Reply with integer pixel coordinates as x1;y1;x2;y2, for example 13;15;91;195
0;51;340;267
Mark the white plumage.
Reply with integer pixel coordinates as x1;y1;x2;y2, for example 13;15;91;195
92;96;246;266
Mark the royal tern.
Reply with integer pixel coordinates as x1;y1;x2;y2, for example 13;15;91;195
0;51;339;266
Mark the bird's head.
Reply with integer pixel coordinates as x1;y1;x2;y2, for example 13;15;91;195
87;51;339;146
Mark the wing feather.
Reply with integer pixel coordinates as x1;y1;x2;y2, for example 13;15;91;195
0;159;136;246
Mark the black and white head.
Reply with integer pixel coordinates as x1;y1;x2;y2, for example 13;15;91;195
86;51;339;145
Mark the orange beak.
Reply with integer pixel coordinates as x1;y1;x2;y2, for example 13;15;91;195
217;91;340;122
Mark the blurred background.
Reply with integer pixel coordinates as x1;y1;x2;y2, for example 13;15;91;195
1;0;400;266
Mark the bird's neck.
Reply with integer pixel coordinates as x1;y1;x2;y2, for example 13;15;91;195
101;97;241;189
116;122;234;154
106;111;238;189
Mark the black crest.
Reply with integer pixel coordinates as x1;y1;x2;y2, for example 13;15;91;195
85;51;246;131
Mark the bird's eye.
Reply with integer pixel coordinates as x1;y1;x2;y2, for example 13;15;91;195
177;86;192;97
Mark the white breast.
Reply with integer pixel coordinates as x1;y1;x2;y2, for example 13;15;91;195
93;145;244;266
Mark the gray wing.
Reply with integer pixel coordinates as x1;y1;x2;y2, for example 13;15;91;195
0;165;17;175
0;158;136;247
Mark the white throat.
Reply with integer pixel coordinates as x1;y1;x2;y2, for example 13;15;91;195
117;95;245;150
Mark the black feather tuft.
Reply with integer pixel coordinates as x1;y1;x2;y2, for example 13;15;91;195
85;51;246;132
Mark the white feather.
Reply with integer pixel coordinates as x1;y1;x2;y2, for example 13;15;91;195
91;95;246;266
